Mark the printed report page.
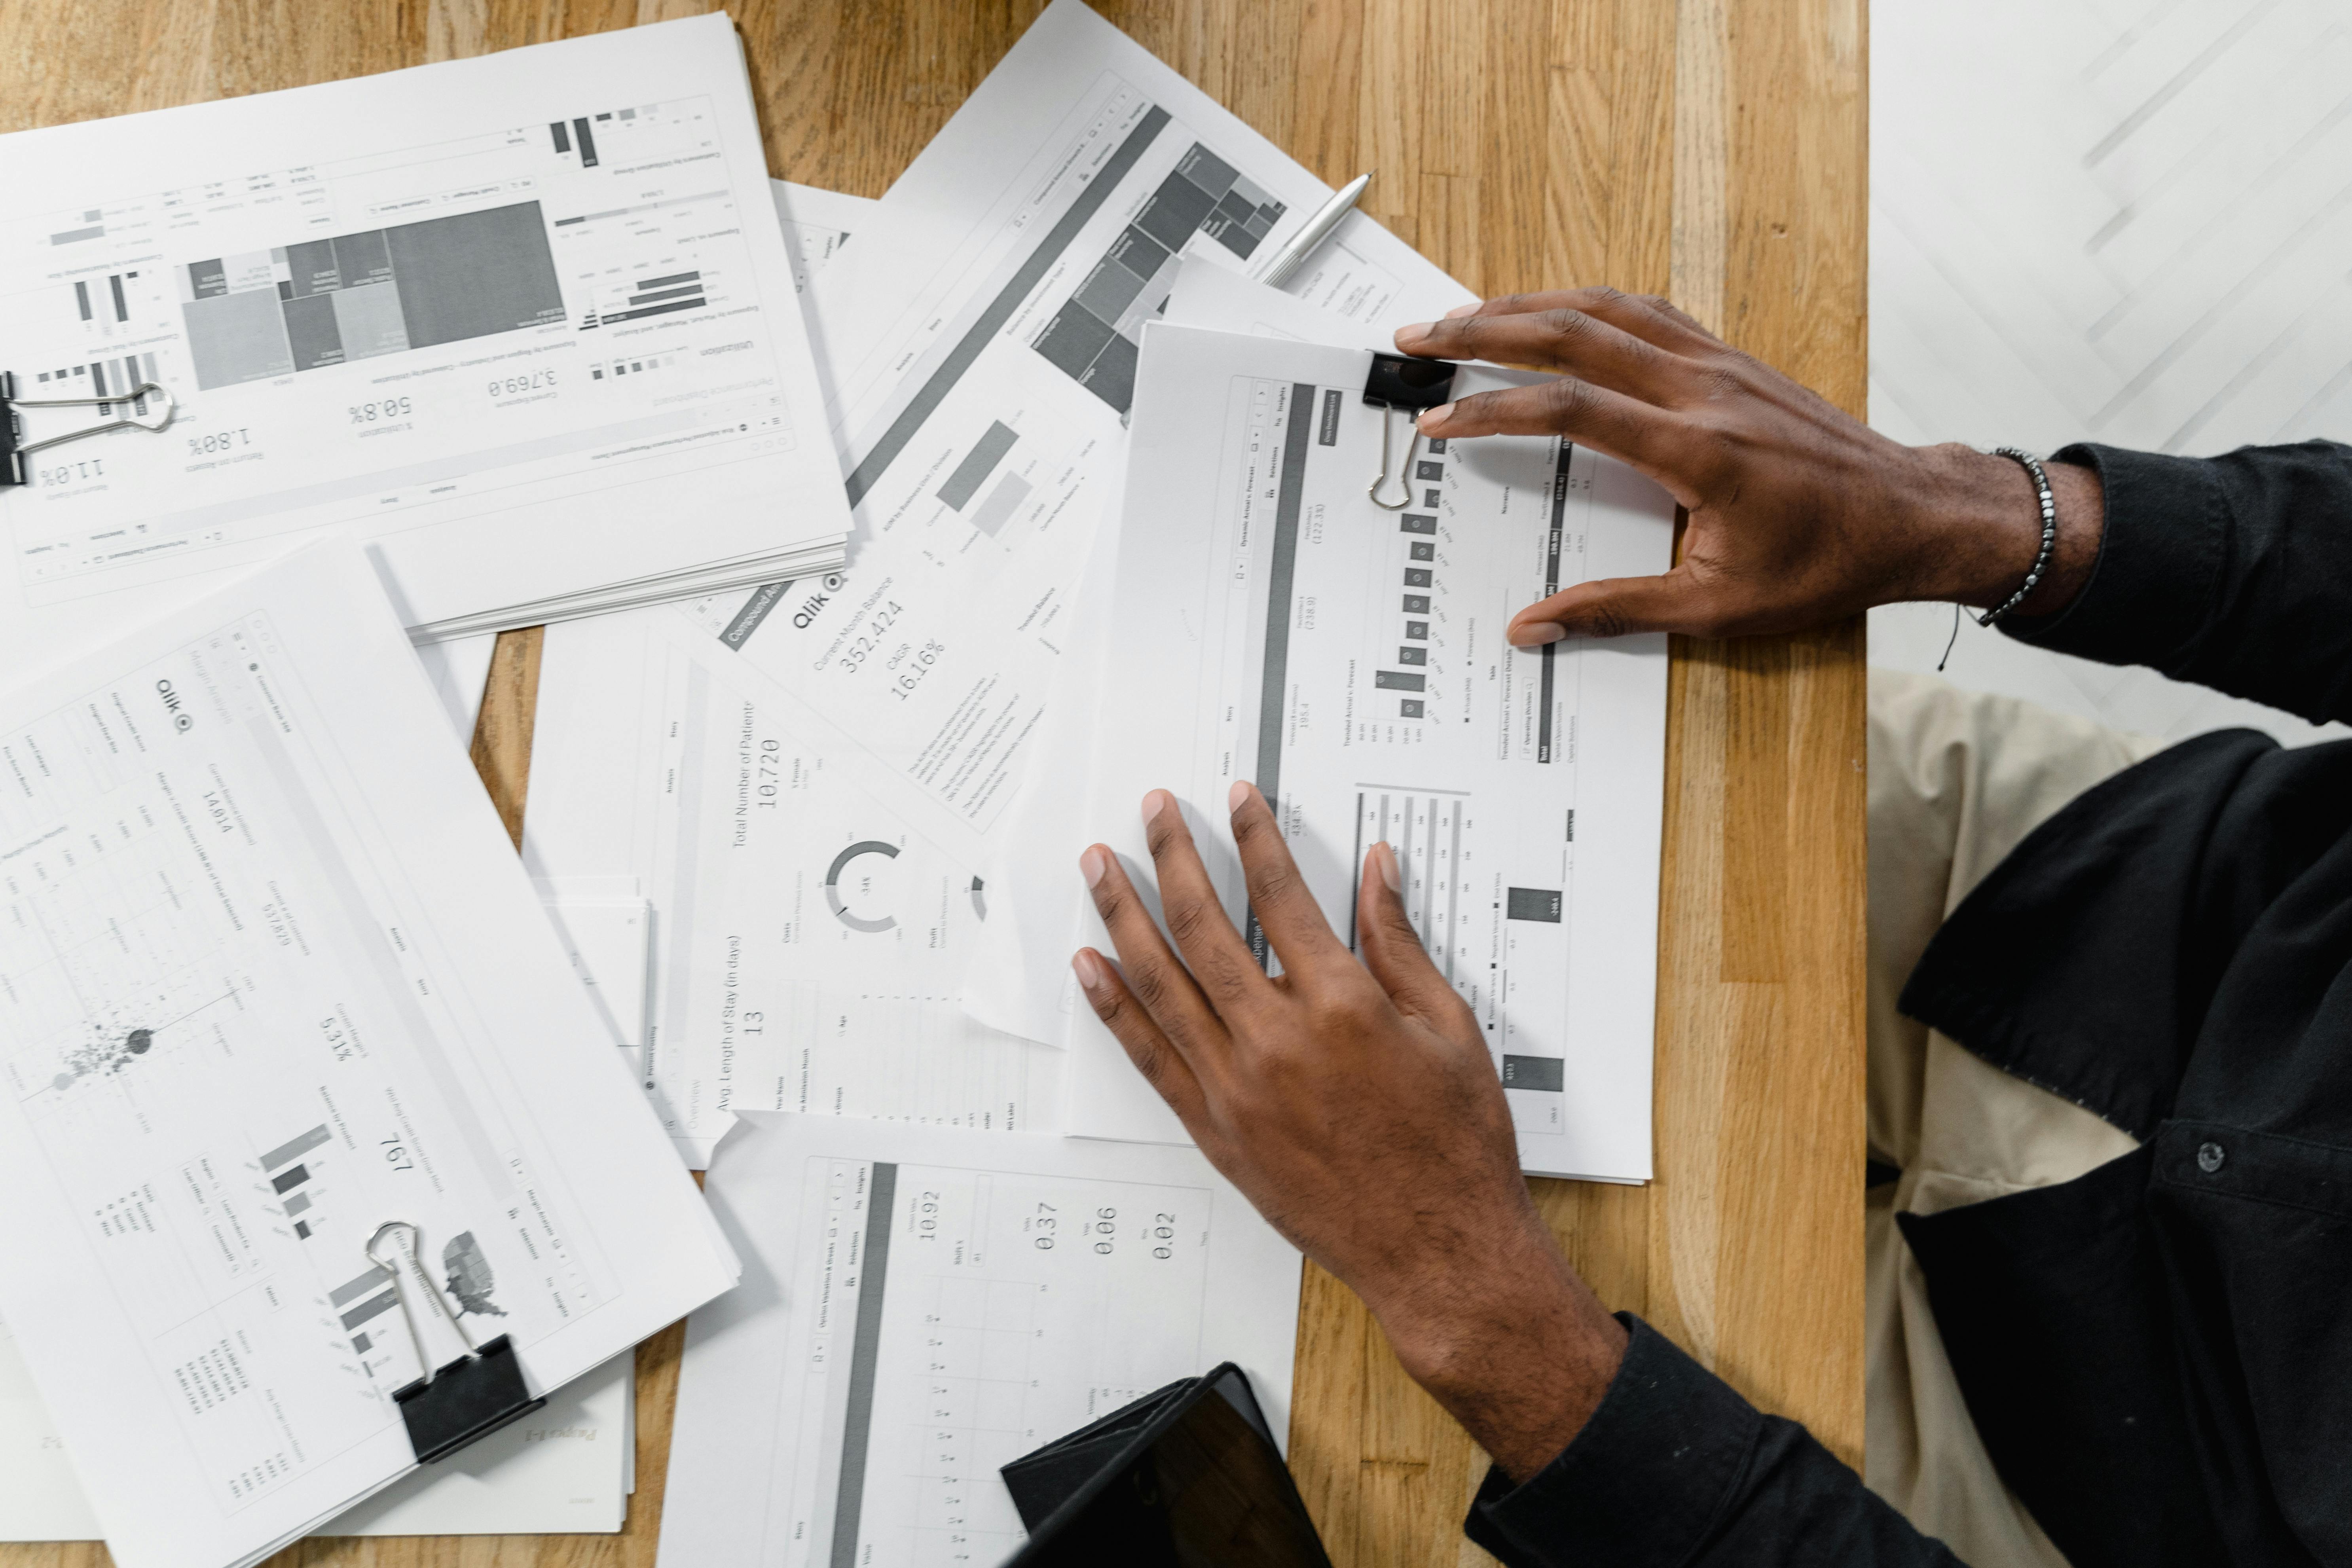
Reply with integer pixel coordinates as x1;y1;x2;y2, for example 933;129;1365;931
681;0;1470;870
527;610;1064;1168
658;1114;1300;1568
1059;324;1675;1181
0;544;735;1568
0;16;847;667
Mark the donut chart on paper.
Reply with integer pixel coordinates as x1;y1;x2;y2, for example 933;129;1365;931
824;841;901;933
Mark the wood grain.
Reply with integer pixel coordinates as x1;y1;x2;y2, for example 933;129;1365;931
0;1;1865;1562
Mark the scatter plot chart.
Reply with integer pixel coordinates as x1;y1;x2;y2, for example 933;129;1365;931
50;1024;158;1091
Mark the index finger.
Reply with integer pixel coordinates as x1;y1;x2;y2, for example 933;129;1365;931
1417;378;1698;507
1448;288;1727;359
1394;307;1692;407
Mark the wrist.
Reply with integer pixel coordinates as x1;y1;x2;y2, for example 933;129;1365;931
1362;1223;1628;1482
1895;444;2103;617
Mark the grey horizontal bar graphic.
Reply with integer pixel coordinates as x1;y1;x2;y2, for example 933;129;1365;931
561;193;727;228
844;104;1171;508
938;421;1019;510
600;298;702;324
51;225;104;245
1506;887;1563;922
339;1289;400;1331
638;271;701;290
259;1124;332;1171
627;284;703;306
1502;1055;1565;1092
330;1265;394;1308
283;1191;311;1217
719;578;794;647
829;1162;898;1568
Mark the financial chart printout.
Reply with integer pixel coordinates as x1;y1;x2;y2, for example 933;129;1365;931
686;0;1470;869
0;17;848;665
0;546;736;1568
527;611;1063;1168
658;1116;1300;1568
1062;327;1674;1180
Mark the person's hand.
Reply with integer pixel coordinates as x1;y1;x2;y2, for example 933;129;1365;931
1071;783;1626;1480
1392;288;2105;645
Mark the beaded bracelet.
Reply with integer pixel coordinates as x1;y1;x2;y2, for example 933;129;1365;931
1976;446;2058;627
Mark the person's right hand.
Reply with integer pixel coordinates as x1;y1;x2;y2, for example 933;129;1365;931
1392;289;2104;645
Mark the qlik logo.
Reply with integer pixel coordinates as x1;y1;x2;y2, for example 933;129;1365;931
155;678;193;732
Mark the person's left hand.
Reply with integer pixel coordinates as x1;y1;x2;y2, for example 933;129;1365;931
1072;783;1626;1480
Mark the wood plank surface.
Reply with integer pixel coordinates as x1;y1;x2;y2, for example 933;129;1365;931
0;2;1866;1563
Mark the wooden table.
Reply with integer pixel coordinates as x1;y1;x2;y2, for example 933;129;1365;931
0;1;1864;1562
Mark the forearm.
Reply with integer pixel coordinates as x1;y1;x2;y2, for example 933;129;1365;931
2001;439;2352;724
1457;1316;1970;1568
1362;1215;1627;1482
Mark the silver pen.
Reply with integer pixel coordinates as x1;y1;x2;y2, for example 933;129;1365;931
1258;173;1372;290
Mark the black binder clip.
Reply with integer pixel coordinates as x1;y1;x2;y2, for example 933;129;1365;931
2;369;177;487
1362;353;1456;510
365;1221;545;1463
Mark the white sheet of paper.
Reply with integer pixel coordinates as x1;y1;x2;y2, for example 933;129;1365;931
311;1354;633;1537
770;180;882;402
657;1113;1301;1568
958;262;1415;1040
539;892;654;1050
525;609;1065;1167
1046;324;1673;1180
1867;0;2350;747
0;541;736;1568
0;1317;100;1541
0;16;848;669
0;1331;635;1541
683;0;1474;871
409;632;498;747
524;185;1059;1165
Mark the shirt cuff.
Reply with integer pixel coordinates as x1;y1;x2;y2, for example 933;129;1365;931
1997;442;2225;670
1462;1313;1763;1568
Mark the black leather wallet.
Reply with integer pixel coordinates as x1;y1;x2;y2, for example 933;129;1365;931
999;1363;1331;1566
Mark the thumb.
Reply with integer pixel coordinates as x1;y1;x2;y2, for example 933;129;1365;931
1355;843;1464;1023
1508;568;1713;644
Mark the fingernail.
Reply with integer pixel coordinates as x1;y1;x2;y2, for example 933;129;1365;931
1417;402;1454;430
1444;301;1480;319
1141;789;1173;825
1228;780;1252;813
1072;949;1105;990
1377;841;1401;892
1510;622;1567;647
1396;320;1434;341
1080;846;1109;888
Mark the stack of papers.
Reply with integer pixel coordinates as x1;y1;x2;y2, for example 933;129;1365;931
0;544;738;1566
0;3;1688;1562
0;17;850;679
527;0;1677;1183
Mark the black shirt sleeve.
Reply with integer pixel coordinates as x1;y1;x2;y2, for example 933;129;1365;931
2001;439;2352;724
1463;1315;1963;1567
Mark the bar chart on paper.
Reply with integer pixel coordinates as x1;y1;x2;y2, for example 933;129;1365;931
260;1124;333;1242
